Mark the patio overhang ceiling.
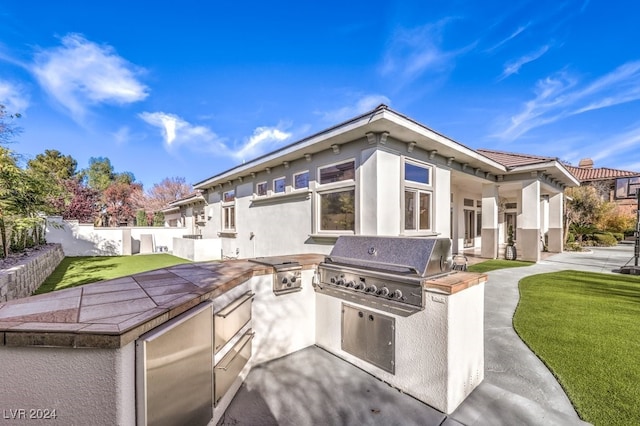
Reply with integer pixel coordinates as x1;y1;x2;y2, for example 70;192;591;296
508;161;581;188
194;106;511;191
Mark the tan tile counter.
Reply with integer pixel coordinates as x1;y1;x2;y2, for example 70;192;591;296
0;254;325;349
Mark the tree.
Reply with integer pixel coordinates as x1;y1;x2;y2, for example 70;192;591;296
145;177;193;212
82;157;115;191
50;178;100;222
564;186;605;243
27;149;77;181
102;182;143;226
0;104;21;145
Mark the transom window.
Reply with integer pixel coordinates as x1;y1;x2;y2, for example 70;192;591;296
294;171;309;189
223;190;235;203
273;177;286;194
404;161;431;185
319;160;355;184
256;182;267;196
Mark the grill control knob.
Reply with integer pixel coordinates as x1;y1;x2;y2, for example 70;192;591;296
330;277;336;284
346;281;356;288
282;277;289;284
336;279;345;286
376;286;389;296
392;289;403;299
365;284;377;293
291;276;297;283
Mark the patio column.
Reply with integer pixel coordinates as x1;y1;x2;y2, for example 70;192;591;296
481;183;499;259
519;179;541;262
547;192;564;253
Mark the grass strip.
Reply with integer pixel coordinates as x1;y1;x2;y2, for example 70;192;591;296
467;259;533;273
514;270;640;425
35;254;191;294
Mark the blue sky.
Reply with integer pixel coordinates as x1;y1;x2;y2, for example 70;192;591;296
1;0;639;189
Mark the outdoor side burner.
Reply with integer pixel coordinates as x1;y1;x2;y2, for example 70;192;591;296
249;257;303;295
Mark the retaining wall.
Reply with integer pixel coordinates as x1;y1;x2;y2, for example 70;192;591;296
0;244;65;302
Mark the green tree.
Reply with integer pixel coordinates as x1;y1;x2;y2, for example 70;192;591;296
27;149;77;181
82;157;115;191
0;104;21;145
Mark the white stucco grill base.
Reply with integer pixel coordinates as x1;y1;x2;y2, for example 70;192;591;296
315;283;485;414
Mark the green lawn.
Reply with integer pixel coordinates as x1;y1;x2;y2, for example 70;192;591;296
514;270;640;425
467;259;533;273
35;254;191;294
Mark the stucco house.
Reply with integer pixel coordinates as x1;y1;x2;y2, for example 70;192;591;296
180;105;578;262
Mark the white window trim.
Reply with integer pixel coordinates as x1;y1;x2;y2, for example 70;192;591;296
402;158;433;189
402;158;434;234
256;181;268;197
273;176;286;194
293;170;310;190
317;158;356;186
316;186;357;235
221;189;236;231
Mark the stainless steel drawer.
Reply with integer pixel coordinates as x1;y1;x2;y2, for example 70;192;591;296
214;291;254;353
214;329;254;406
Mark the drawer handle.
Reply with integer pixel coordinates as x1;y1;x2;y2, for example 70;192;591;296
216;291;255;318
215;331;255;371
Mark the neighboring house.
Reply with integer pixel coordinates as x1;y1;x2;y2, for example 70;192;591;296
565;158;640;214
162;192;206;234
182;105;578;262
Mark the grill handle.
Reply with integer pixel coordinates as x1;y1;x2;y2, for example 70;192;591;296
324;255;420;275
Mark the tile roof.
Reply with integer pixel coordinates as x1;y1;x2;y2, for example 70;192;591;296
564;165;639;182
476;149;557;168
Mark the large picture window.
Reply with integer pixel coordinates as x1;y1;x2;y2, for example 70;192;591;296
320;189;355;231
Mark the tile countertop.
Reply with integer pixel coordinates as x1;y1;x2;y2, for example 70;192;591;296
0;255;486;349
0;254;324;349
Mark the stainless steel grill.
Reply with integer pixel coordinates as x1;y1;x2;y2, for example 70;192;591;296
314;236;452;316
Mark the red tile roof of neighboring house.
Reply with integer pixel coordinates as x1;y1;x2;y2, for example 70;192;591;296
564;165;639;182
477;149;557;168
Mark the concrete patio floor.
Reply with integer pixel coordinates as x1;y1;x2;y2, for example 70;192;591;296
218;245;635;426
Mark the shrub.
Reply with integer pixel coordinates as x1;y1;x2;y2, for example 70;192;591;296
566;232;576;243
611;232;624;242
592;233;617;247
565;242;584;252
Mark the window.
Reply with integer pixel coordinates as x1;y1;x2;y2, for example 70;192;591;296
404;190;431;231
319;161;355;184
273;177;286;194
320;189;355;231
317;160;356;233
404;162;430;185
256;181;267;196
294;171;309;189
615;176;640;199
222;190;236;231
403;159;433;232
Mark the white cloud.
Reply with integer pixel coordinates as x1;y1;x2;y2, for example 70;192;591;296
319;94;391;123
0;80;30;114
494;61;640;140
499;45;550;80
485;23;530;53
139;111;292;161
233;126;292;161
589;124;640;165
32;33;148;122
380;20;464;84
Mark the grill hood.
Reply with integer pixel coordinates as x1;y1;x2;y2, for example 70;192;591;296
324;236;452;278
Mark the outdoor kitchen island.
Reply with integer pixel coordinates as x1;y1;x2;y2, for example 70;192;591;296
0;248;486;426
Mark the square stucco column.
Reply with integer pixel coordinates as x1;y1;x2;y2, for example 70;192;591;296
481;184;499;259
519;179;541;262
547;192;564;253
359;147;401;236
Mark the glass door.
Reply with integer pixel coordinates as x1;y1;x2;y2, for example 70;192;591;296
464;209;475;248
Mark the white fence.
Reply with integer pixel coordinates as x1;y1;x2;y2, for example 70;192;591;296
45;217;219;260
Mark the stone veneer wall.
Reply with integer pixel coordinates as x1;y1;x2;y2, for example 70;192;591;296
0;244;65;302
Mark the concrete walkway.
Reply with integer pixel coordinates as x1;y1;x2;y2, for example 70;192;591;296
220;245;635;426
